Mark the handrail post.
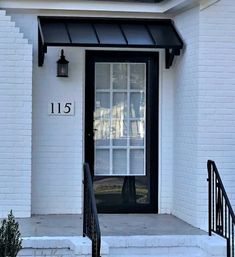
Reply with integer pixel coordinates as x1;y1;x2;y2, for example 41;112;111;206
207;160;212;236
227;238;231;257
83;163;101;257
83;166;87;237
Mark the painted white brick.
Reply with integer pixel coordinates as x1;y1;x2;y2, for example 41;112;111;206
0;10;32;218
0;10;6;15
172;0;235;230
0;26;20;33
0;14;10;21
0;20;15;27
160;59;174;213
15;38;28;43
197;0;235;229
32;40;84;213
173;6;199;227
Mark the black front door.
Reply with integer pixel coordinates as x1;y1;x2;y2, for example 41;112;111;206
85;51;158;213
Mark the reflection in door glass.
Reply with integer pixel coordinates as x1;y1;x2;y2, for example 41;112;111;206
95;149;110;175
113;64;127;89
112;120;127;146
113;150;127;175
94;120;110;146
130;92;145;118
95;63;110;89
130;120;144;146
130;149;144;175
113;93;127;118
130;64;145;89
95;92;110;119
94;176;150;206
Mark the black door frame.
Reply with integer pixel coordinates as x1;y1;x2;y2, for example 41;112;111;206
85;50;159;213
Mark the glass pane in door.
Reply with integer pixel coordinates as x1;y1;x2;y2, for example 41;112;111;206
94;62;146;176
93;61;152;212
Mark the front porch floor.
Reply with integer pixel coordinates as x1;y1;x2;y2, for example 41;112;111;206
16;214;206;237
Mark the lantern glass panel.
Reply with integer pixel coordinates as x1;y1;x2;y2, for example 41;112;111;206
57;63;68;77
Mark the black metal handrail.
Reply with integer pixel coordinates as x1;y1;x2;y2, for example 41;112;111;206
207;160;235;257
83;163;101;257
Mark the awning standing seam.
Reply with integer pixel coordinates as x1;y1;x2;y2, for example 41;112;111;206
38;17;184;68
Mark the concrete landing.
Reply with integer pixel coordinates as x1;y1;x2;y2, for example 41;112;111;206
99;214;206;236
16;214;206;237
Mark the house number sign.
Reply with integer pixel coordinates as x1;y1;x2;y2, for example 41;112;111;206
48;102;75;116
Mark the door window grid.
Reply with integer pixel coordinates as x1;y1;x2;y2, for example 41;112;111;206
94;62;146;176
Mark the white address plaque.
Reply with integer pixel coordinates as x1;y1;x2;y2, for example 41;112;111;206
48;102;75;116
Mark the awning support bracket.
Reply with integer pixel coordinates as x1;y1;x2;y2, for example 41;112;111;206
165;48;181;69
38;27;47;67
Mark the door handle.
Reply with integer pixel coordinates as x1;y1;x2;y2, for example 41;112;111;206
87;132;94;137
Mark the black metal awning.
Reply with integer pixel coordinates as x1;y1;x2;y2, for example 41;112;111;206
38;17;184;68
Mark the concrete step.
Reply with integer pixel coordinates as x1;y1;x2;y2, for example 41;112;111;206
108;249;205;257
102;235;227;257
109;254;205;257
20;236;109;257
17;234;227;257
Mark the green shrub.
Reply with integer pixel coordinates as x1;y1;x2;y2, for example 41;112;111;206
0;210;22;257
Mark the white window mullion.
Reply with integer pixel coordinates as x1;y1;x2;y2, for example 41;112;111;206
110;63;113;175
127;64;130;175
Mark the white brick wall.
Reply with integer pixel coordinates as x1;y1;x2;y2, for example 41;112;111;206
32;47;84;214
0;10;32;217
173;0;235;229
173;6;199;227
160;58;174;213
7;12;84;214
197;0;235;228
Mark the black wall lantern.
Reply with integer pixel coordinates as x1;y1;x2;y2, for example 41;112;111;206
57;49;69;77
